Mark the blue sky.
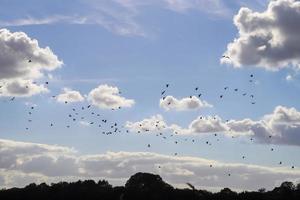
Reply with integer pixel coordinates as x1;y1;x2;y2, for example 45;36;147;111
0;0;300;191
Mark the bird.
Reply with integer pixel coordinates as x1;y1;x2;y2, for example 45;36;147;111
166;84;169;88
222;55;230;59
28;59;32;63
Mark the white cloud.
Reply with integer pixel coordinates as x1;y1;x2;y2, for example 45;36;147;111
0;15;86;27
191;106;300;146
160;95;212;111
0;29;62;97
0;80;48;97
286;74;293;81
126;106;300;146
222;0;300;70
0;138;299;191
56;88;85;103
189;116;228;133
88;84;135;109
79;121;91;127
125;115;168;132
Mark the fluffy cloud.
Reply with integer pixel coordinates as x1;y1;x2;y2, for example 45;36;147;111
0;138;299;191
189;116;228;133
222;0;300;70
125;115;168;132
0;80;48;97
160;96;212;111
56;88;85;103
126;106;300;146
0;29;62;97
88;85;135;109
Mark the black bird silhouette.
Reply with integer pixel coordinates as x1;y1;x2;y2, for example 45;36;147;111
222;55;230;59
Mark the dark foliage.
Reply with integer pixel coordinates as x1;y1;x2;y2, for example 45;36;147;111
0;172;299;200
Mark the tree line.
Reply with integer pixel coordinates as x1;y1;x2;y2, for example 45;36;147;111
0;172;299;200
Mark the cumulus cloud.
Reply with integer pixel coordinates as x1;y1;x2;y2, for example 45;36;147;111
88;85;135;109
189;116;228;133
56;88;85;103
192;106;300;146
125;115;168;132
126;114;235;136
0;28;62;97
222;0;300;70
160;96;212;111
126;106;300;146
0;138;299;191
0;80;48;97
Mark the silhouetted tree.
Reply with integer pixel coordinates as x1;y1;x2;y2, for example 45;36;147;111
0;172;299;200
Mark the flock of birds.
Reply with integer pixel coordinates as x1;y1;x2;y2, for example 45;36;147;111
1;58;297;178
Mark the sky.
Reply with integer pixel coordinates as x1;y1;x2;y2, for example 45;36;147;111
1;0;300;191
